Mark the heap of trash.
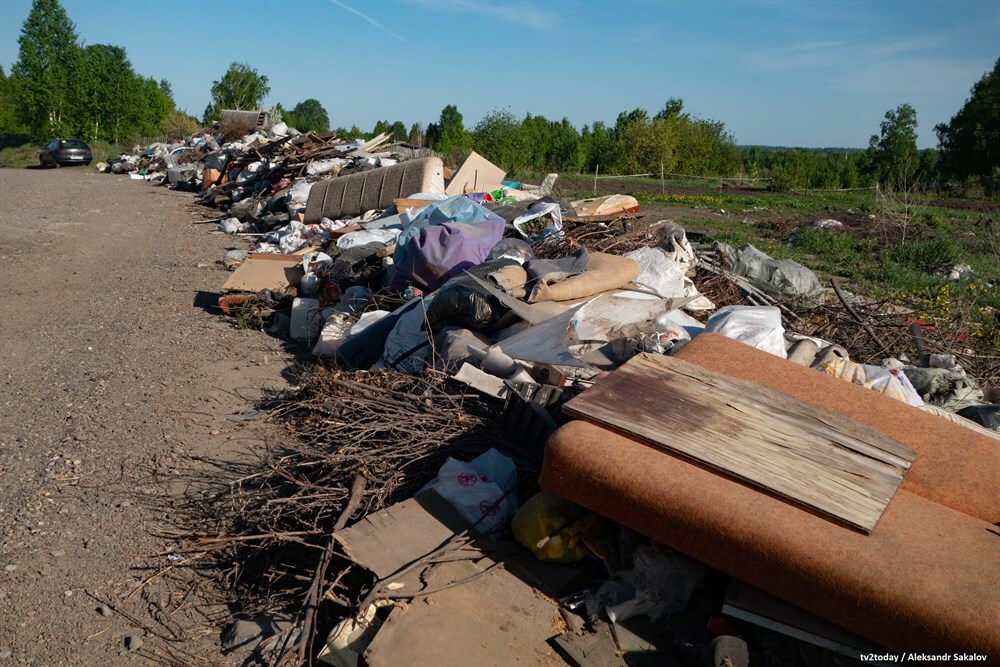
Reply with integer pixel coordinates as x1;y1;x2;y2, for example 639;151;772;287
105;120;1000;666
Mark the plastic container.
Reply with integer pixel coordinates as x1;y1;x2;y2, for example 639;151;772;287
290;298;322;341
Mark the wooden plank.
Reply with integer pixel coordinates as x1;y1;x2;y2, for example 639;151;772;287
550;621;626;667
364;560;564;667
246;247;314;261
392;197;437;211
562;354;915;533
333;489;468;579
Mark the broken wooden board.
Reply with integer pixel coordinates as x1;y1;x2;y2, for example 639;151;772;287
221;256;303;292
363;558;565;667
334;490;469;579
445;150;506;196
393;197;438;211
562;354;915;533
551;620;627;667
722;580;886;659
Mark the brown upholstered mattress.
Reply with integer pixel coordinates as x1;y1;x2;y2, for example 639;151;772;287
673;333;1000;523
541;421;1000;653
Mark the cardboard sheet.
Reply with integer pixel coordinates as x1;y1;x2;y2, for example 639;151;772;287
445;151;506;196
221;256;303;292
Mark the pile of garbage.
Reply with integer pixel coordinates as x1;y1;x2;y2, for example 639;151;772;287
109;125;999;666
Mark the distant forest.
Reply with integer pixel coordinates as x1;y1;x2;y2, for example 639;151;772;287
2;0;997;195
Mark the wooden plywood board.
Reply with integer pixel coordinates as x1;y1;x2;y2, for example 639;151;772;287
393;197;437;211
221;257;303;292
551;621;626;667
334;489;468;579
562;354;915;533
445;151;506;196
363;559;565;667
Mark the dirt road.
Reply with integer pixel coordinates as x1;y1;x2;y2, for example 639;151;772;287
0;168;295;664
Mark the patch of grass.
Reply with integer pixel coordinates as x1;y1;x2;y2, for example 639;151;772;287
0;143;41;168
0;140;127;169
699;224;757;250
886;238;963;273
794;227;872;257
88;140;128;162
555;172;998;346
786;227;878;277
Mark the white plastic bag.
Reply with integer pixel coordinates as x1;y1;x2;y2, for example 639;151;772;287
286;180;314;215
313;312;354;358
816;358;923;407
218;217;245;234
423;449;517;534
624;247;686;299
306;158;348;177
512;202;563;241
336;228;400;250
705;306;787;358
350;309;389;335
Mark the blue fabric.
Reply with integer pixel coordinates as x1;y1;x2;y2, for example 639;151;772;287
392;196;506;268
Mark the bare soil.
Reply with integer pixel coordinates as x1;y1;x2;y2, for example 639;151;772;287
0;167;298;665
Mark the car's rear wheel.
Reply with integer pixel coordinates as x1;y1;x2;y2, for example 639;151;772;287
85;161;91;166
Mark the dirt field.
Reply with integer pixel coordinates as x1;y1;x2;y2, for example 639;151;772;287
0;168;297;665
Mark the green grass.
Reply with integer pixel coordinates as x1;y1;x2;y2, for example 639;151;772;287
553;174;999;342
0;144;41;168
0;140;127;169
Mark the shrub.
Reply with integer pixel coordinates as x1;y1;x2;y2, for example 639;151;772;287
887;238;962;272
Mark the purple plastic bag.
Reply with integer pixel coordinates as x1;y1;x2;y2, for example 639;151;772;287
392;220;505;292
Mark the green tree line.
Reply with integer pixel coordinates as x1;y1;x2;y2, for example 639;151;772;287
0;0;195;143
327;99;741;180
3;1;995;195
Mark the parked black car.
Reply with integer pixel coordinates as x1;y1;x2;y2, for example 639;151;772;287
39;139;92;167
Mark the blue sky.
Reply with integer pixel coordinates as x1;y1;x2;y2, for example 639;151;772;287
1;0;997;148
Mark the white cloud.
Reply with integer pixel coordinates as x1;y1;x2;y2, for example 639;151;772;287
832;57;989;96
329;0;414;46
744;35;942;72
409;0;557;30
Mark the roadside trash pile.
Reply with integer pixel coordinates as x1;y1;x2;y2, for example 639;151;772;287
111;125;1000;666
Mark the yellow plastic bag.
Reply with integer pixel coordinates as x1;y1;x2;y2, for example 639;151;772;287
511;492;605;564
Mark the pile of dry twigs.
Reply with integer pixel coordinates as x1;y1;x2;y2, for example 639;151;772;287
160;367;515;664
531;215;654;259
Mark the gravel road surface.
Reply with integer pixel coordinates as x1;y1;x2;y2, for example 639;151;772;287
0;167;296;665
